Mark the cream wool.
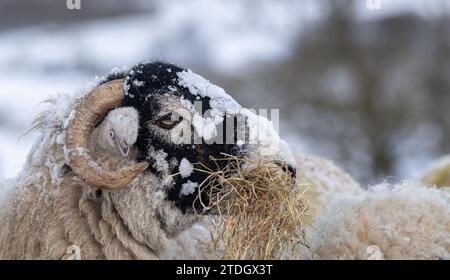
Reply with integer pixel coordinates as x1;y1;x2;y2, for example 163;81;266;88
309;183;450;260
295;154;363;222
0;63;299;259
0;95;194;260
160;153;364;260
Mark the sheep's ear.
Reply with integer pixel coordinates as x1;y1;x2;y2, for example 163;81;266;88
65;79;148;190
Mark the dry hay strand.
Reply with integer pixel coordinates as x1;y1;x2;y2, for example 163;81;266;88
194;154;311;260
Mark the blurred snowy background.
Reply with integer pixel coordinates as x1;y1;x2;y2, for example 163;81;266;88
0;0;449;186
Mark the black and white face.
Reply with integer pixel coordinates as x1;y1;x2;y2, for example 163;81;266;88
108;62;295;216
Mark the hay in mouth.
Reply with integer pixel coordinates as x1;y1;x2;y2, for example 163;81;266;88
194;154;311;260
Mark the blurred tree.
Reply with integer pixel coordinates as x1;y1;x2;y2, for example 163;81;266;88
226;2;450;184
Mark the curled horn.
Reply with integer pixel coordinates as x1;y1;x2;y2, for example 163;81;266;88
65;79;148;190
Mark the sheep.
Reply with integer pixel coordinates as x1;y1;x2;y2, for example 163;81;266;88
294;154;363;223
421;155;450;188
0;61;297;259
0;101;157;259
307;182;450;260
294;154;450;260
7;60;444;260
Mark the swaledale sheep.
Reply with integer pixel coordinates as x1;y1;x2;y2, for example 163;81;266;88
287;154;450;260
4;60;444;260
0;62;298;260
308;183;450;260
421;155;450;188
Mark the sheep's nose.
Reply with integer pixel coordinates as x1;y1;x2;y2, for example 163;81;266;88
287;165;296;179
285;164;297;184
276;162;297;185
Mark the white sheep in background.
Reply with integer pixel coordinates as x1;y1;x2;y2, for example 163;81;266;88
161;153;366;260
293;153;450;260
307;182;450;260
294;154;363;223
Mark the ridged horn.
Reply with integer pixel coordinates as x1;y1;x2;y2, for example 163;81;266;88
65;79;148;190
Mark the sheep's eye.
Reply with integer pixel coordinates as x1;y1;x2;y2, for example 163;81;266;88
110;130;116;139
156;113;182;129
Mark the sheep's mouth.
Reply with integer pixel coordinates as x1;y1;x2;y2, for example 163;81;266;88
155;204;199;237
192;156;298;214
166;154;297;216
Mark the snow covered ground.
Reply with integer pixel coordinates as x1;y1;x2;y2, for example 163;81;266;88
0;0;447;180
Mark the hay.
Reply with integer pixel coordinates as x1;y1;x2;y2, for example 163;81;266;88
194;154;310;260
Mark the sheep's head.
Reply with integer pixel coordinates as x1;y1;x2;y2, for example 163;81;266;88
64;62;296;239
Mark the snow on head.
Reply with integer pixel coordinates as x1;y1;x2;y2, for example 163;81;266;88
177;69;241;111
177;69;295;167
177;69;241;141
132;79;145;87
108;65;131;77
241;108;295;167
